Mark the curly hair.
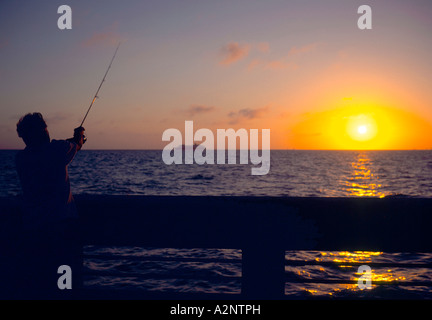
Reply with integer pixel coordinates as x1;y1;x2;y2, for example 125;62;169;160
16;112;47;139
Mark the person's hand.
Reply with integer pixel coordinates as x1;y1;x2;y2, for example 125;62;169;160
74;126;85;136
73;126;86;144
67;126;86;149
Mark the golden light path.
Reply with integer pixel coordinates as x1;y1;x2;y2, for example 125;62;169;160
343;152;385;198
300;251;407;297
302;154;398;296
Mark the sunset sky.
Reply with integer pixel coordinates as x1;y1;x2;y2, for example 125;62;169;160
1;0;432;150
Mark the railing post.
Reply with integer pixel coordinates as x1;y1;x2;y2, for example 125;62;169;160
241;243;285;299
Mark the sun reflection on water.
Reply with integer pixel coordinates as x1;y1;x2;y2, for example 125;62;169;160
344;153;385;198
305;154;406;297
299;251;408;297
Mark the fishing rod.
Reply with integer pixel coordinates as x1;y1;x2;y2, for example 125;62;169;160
80;42;121;127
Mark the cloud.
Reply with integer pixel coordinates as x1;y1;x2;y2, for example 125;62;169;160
287;42;319;57
219;42;250;65
185;105;216;116
247;42;319;71
219;41;320;71
82;31;123;47
256;42;270;53
228;106;270;124
248;43;318;70
248;58;297;71
43;112;73;124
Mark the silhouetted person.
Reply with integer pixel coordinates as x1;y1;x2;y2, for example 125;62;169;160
14;112;85;299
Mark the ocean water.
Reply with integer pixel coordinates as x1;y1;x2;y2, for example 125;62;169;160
2;150;432;198
69;150;432;198
1;149;432;298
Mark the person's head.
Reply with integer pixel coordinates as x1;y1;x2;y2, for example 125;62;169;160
16;112;50;147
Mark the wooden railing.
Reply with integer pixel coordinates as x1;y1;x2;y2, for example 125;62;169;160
2;195;432;299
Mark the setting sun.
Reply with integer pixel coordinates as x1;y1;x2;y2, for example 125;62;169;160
358;126;367;135
346;114;378;142
288;103;432;150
